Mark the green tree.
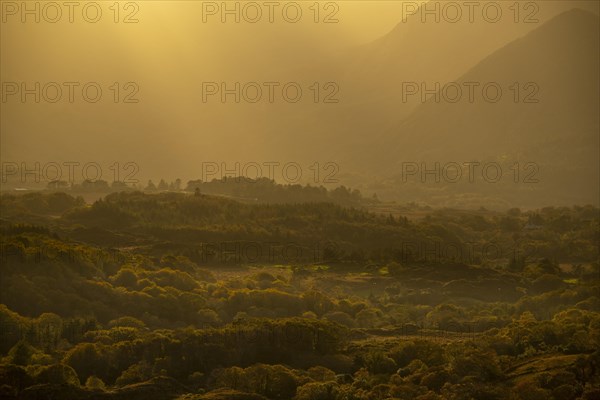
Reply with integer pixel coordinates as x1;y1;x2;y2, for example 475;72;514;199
8;340;34;366
85;375;106;390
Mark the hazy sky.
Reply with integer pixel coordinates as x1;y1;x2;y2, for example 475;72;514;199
1;1;598;188
0;1;412;176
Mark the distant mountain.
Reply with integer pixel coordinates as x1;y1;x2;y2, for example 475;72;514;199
351;9;599;206
2;1;597;208
270;1;600;162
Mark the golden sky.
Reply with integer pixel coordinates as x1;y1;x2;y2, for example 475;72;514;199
1;1;598;184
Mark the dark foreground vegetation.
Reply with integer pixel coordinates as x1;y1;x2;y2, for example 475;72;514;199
0;191;598;399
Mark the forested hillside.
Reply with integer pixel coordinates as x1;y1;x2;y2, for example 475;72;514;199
0;192;598;399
